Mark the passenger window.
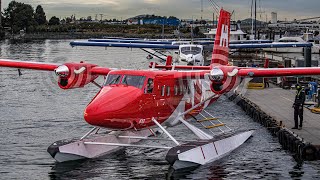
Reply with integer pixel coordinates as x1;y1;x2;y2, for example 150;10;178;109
161;86;165;96
167;86;170;96
174;86;178;95
145;78;154;93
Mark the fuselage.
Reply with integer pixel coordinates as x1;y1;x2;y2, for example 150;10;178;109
84;69;221;130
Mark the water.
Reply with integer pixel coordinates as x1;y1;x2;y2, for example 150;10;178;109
0;40;319;179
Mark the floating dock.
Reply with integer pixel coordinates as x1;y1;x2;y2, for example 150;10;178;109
229;86;320;160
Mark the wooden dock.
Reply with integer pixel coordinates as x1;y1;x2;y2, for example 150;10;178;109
243;87;320;144
231;85;320;160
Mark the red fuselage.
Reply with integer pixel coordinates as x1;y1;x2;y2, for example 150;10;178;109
84;69;221;130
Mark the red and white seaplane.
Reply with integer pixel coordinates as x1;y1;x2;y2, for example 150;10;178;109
1;9;320;169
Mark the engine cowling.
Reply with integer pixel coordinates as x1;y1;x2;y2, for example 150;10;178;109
207;66;239;94
55;62;98;89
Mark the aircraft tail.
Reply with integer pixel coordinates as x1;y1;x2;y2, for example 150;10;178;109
211;9;231;67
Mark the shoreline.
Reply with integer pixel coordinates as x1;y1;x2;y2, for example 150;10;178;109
5;32;197;41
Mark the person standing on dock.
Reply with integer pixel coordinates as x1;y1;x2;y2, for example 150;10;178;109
292;84;305;130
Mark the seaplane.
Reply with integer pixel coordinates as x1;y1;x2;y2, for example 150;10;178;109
71;36;312;67
1;8;320;170
81;38;207;66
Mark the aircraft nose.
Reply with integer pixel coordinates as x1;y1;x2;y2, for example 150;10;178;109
186;55;194;63
84;86;143;129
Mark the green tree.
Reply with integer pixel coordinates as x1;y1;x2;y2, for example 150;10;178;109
193;26;200;35
3;1;36;33
49;16;60;25
35;5;46;25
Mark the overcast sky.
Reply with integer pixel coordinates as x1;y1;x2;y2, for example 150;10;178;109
2;0;319;21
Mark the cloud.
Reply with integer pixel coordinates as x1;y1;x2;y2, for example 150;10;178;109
1;0;319;21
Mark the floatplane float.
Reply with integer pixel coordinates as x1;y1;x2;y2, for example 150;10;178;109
1;9;320;170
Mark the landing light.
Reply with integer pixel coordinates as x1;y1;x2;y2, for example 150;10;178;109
210;68;224;81
55;65;69;77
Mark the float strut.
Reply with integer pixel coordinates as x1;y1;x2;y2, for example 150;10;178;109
80;127;98;140
152;118;180;145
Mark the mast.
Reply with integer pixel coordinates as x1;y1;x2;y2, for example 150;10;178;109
254;0;257;39
201;0;203;20
251;0;254;36
0;0;2;27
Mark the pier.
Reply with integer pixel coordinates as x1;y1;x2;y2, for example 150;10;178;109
229;85;320;160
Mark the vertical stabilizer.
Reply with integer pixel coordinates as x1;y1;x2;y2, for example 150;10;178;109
211;9;231;67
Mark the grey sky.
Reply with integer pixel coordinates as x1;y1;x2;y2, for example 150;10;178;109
2;0;319;21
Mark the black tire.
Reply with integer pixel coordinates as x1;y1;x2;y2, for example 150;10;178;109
301;144;318;161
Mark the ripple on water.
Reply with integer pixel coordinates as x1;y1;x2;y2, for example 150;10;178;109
0;40;320;179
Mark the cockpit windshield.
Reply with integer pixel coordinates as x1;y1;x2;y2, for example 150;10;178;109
121;75;146;89
180;46;202;55
104;74;121;86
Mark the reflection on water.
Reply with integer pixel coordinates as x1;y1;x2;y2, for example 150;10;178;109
0;40;320;179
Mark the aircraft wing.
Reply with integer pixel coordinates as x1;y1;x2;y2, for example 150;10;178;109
0;59;112;76
70;41;312;50
88;38;272;45
238;67;320;77
231;42;312;49
88;38;173;45
70;41;180;49
0;59;59;71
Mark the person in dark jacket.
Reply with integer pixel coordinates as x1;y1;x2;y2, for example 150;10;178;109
292;84;305;130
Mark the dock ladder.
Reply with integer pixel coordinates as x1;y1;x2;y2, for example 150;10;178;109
194;109;233;135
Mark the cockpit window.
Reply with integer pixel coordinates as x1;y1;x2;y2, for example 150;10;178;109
181;46;202;55
104;74;121;86
121;75;146;89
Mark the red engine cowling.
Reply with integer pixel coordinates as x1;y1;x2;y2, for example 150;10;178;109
208;66;240;94
55;62;99;89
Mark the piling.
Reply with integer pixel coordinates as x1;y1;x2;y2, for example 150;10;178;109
304;47;312;67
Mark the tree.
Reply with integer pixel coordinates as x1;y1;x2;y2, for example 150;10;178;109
48;16;60;25
3;1;36;33
35;5;46;25
193;26;200;35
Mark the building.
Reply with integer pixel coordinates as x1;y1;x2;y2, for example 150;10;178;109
271;12;277;24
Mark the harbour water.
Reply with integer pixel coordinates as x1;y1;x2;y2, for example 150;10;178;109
0;40;320;179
